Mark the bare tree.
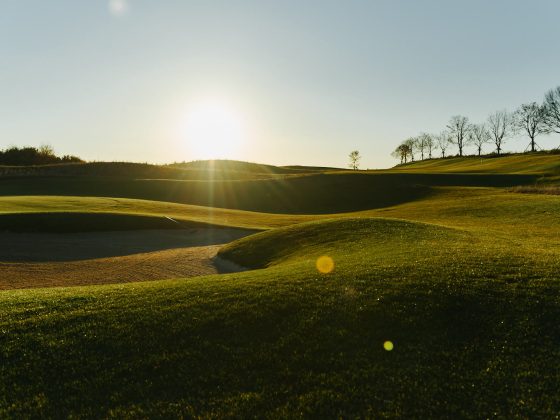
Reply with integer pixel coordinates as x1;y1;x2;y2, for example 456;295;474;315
416;133;434;160
39;144;55;157
487;110;515;155
469;123;490;156
348;150;361;170
414;135;427;160
543;86;560;135
447;115;470;156
514;102;549;152
436;131;451;158
423;133;435;159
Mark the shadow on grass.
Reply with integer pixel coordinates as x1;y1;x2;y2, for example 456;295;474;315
0;213;256;262
0;172;539;214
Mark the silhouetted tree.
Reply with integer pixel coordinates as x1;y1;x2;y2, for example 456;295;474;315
392;143;411;164
348;150;361;170
514;102;549;152
403;138;416;162
469;123;490;156
422;133;435;159
543;86;560;135
415;135;427;160
0;146;83;165
39;144;55;158
436;131;451;158
447;115;470;156
487;110;515;155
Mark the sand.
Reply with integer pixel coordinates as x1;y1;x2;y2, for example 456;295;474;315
0;228;254;290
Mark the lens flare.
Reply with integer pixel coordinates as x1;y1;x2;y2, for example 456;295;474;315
316;256;334;274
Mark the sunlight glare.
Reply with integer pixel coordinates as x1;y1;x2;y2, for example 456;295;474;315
182;100;246;160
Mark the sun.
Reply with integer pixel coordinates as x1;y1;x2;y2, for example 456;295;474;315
181;100;245;160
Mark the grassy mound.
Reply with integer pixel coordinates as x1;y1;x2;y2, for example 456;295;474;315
218;217;460;268
169;159;322;175
0;161;307;181
1;216;559;417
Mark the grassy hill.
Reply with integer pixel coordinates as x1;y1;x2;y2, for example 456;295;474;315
1;156;560;416
388;152;560;175
0;172;538;214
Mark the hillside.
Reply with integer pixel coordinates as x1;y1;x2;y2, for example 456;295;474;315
388;152;560;175
0;160;317;181
0;171;538;214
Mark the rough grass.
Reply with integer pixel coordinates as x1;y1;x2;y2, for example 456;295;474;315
510;185;560;195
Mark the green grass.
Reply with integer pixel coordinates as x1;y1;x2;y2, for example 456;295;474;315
1;217;559;417
0;171;538;214
389;152;560;175
1;158;560;416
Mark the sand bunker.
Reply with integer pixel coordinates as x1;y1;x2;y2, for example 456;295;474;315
0;228;254;290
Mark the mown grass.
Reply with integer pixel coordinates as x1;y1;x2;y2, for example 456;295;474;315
1;158;560;416
0;171;537;214
0;160;315;181
1;217;559;417
389;152;560;175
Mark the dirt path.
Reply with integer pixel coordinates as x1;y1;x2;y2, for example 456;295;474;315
0;229;254;290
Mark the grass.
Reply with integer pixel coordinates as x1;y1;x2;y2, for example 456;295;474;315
0;171;538;214
0;212;198;233
1;217;559;417
388;152;560;175
1;155;560;416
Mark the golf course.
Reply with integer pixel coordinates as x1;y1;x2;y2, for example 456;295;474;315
1;154;559;417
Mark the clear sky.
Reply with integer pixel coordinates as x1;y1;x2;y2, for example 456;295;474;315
1;0;559;168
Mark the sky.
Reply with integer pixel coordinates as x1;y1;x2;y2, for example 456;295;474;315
1;0;560;169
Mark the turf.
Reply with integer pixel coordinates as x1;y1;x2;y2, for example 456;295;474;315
1;156;560;417
389;152;560;175
1;217;559;417
0;172;538;214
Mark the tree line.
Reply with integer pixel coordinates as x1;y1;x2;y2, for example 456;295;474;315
0;145;83;166
391;85;560;164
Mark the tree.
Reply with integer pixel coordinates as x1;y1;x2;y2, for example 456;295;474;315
469;123;490;156
39;144;55;157
447;115;470;156
391;143;411;164
415;134;430;160
514;102;549;152
348;150;361;170
436;131;451;158
543;86;560;134
403;138;416;162
422;133;435;159
487;110;515;155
